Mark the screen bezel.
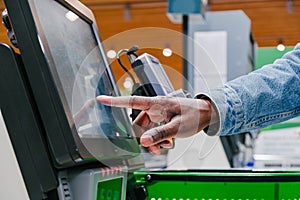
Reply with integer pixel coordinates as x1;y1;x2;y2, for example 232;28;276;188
4;0;142;168
30;0;135;141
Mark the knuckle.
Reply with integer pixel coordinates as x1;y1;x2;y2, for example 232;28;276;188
129;96;136;108
152;96;168;105
152;127;168;142
151;96;161;105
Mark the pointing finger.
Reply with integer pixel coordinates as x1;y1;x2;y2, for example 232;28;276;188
96;95;159;111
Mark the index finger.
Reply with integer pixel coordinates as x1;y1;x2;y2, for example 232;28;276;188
96;95;156;111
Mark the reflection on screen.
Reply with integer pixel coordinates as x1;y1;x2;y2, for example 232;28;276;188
31;0;132;138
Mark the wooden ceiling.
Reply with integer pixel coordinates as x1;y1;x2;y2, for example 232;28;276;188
0;0;299;89
81;0;300;88
210;0;300;47
2;0;298;47
77;0;300;47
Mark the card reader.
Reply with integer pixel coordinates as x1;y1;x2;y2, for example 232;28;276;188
131;53;175;96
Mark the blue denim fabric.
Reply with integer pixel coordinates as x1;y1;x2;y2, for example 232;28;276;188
199;43;300;136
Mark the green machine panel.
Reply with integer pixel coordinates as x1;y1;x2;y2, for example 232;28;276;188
133;170;300;200
97;177;123;200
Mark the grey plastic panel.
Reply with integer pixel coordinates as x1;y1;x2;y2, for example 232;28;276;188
58;167;128;200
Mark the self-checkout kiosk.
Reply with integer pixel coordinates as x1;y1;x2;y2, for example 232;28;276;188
1;0;300;199
1;0;144;199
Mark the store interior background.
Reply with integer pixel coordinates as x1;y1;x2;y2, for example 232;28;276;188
1;0;299;92
1;1;300;199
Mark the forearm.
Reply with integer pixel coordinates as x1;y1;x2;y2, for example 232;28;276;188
199;43;300;136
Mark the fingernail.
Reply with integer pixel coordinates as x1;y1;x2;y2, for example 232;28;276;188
140;135;153;147
96;96;111;105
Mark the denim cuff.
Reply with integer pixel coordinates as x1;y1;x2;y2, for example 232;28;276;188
195;85;243;136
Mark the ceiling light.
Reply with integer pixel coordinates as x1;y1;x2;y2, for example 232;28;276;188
163;47;172;57
277;44;285;51
277;38;285;51
123;77;133;89
107;49;117;59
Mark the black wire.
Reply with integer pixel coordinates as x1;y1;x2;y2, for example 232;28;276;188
117;50;137;84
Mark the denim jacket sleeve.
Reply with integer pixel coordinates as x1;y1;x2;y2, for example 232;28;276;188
197;43;300;136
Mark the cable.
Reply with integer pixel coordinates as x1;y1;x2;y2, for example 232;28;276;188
117;49;137;84
197;135;220;160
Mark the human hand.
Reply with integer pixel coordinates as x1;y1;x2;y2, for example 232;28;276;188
73;98;95;126
96;95;216;155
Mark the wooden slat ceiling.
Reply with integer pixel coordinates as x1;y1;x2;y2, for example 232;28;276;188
210;0;300;47
79;0;300;87
78;0;300;47
3;0;296;48
1;0;299;48
0;0;299;89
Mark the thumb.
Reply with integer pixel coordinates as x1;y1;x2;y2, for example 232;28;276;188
140;117;180;147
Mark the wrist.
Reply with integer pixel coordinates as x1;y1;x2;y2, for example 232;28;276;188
199;99;217;127
196;95;220;135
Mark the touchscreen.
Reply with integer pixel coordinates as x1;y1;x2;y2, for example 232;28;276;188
31;0;133;139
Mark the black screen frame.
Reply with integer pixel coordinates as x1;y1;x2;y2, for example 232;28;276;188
4;0;142;169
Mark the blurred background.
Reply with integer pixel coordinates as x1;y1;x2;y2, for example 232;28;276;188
1;0;299;91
